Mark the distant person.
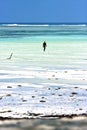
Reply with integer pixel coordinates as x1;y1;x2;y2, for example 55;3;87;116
43;41;47;51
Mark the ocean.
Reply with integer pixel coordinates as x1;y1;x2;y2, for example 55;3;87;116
0;23;87;69
0;23;87;118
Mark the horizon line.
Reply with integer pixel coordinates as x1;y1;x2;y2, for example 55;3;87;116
0;22;87;24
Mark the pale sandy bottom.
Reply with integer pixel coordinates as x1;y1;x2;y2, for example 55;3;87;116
0;41;87;118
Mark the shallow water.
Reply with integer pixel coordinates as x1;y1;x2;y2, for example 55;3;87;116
0;24;87;118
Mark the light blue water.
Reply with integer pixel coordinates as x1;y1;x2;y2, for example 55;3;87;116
0;23;87;69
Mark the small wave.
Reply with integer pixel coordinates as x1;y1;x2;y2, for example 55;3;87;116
1;24;18;27
7;24;18;26
65;24;86;27
0;23;87;27
50;24;87;27
1;24;49;27
24;24;49;27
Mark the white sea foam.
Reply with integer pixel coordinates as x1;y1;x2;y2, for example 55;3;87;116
56;24;87;27
1;23;86;27
1;24;49;27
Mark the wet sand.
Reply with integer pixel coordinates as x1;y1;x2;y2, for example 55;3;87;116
0;116;87;130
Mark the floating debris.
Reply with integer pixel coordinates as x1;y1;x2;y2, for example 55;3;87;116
41;97;45;99
32;96;35;98
55;88;58;90
58;94;62;96
6;94;11;97
40;100;46;103
74;87;78;89
72;92;78;95
18;85;22;87
52;93;55;95
0;97;2;100
79;108;83;110
7;86;12;88
0;110;12;113
22;99;27;102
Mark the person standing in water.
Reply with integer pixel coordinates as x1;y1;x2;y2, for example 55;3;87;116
43;41;47;51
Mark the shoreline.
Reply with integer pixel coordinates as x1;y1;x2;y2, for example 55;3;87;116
0;113;87;120
0;115;87;130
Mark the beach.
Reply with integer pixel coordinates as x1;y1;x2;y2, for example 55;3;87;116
0;116;87;130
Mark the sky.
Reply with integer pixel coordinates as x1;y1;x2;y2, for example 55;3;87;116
0;0;87;23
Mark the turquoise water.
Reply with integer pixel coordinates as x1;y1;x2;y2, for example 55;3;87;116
0;24;87;43
0;24;87;69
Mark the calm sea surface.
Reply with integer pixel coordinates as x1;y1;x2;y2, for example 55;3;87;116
0;23;87;69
